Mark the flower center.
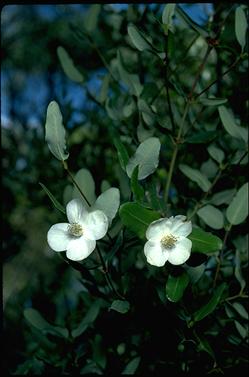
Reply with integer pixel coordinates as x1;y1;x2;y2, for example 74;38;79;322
161;234;177;249
68;223;83;237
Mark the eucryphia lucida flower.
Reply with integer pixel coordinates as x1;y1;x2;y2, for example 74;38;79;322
47;199;108;261
144;215;192;267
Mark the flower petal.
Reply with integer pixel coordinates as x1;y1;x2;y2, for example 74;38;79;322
66;199;88;224
146;218;172;241
170;216;192;237
66;237;96;261
47;223;71;252
167;238;192;265
84;210;108;240
144;241;168;267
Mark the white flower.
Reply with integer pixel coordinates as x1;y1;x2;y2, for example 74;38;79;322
144;215;192;267
47;199;108;261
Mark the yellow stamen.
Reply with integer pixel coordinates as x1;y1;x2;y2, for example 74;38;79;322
68;223;83;237
161;234;177;249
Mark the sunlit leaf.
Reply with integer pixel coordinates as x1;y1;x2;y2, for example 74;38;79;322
179;164;211;192
72;168;96;207
235;6;247;51
45;101;69;161
226;182;248;225
209;189;236;206
119;202;160;239
207;144;225;164
57;46;84;83
91;187;120;225
117;50;143;96
128;24;152;51
126;137;161;180
188;227;222;253
197;205;224;230
166;272;189;302
218;106;248;142
39;182;65;214
162;4;176;34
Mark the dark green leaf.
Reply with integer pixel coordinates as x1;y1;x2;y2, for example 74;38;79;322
122;356;141;375
166;272;190;302
190;283;226;324
131;166;144;203
199;97;227;106
110;300;130;314
72;301;102;338
113;137;130;171
128;24;152;51
24;308;69;338
185;130;217;144
119;202;160;239
188;227;222;253
39;182;66;214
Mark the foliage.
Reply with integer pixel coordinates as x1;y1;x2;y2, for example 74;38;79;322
2;3;248;376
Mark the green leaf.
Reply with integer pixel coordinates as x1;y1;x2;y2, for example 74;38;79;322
113;137;130;171
179;164;211;192
119;202;160;239
131;166;144;203
57;47;84;83
162;4;176;34
232;302;249;320
110;300;130;314
191;283;226;324
91;187;120;225
226;182;248;225
197;336;216;360
39;182;65;214
45;101;69;161
175;5;209;38
84;4;101;33
126;137;161;180
197;205;224;230
122;356;141;375
166;272;189;302
72;168;96;208
24;308;69;338
207;144;225;164
235;6;247;51
218;106;248;142
234;249;246;291
117;50;143;96
72;301;102;338
127;24;152;52
199;97;227;106
185;264;205;284
209;189;236;206
185;130;217;144
235;321;247;339
92;334;107;370
188;227;222;253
